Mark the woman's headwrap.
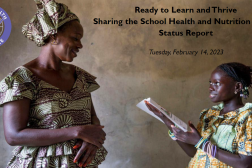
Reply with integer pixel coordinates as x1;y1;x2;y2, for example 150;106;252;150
22;0;79;47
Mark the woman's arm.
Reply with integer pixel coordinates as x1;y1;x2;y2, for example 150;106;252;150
73;98;103;167
3;98;106;147
90;98;101;125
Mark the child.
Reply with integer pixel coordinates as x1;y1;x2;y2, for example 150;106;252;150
146;62;252;168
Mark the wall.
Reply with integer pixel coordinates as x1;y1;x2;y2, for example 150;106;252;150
0;0;252;167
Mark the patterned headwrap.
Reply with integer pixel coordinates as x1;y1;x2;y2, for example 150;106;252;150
22;0;79;47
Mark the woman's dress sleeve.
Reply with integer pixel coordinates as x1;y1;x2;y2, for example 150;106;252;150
0;69;35;107
75;67;100;93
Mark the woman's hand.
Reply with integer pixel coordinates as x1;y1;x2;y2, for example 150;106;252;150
172;121;201;145
73;140;98;167
76;125;106;148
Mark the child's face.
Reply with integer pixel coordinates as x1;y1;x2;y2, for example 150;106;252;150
209;68;237;103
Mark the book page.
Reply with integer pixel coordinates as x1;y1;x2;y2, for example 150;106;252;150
136;99;164;123
147;98;188;132
137;98;188;132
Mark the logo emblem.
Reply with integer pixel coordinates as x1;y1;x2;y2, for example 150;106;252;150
0;7;11;46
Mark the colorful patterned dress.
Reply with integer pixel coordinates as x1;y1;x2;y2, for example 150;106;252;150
0;66;107;168
188;103;252;168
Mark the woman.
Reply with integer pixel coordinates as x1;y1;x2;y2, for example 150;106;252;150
146;62;252;168
0;0;107;167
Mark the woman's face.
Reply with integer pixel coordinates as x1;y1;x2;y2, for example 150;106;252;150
209;68;238;103
53;20;83;62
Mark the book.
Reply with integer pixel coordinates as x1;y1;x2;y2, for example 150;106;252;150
136;98;188;132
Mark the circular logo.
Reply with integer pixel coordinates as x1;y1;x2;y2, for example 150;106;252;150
0;7;11;46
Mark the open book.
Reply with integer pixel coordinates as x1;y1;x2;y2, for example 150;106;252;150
136;98;188;132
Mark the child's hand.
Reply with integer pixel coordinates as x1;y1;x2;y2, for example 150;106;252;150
145;101;175;126
171;121;201;145
145;101;164;119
